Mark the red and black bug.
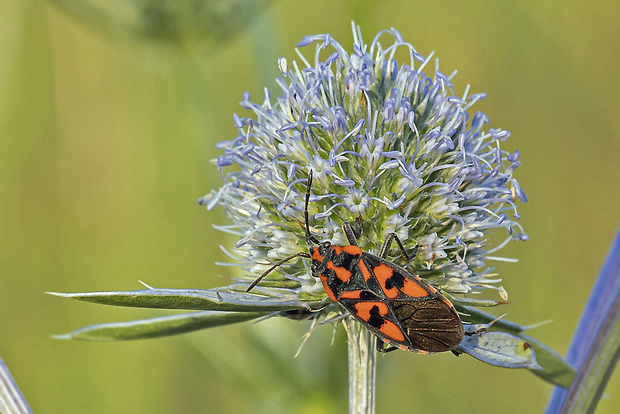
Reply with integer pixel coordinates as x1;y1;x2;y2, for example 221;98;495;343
247;171;464;353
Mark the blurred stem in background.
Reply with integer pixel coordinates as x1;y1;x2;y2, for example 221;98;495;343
546;227;620;413
48;0;276;42
174;0;283;185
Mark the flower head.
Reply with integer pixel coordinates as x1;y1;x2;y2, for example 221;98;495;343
200;23;527;311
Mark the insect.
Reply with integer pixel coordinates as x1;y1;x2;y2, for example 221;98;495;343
247;170;464;353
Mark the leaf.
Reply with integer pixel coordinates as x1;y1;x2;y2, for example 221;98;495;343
456;306;576;387
449;296;510;307
0;357;32;414
455;305;524;334
53;311;270;341
547;227;620;410
458;330;540;369
520;334;575;389
47;287;323;312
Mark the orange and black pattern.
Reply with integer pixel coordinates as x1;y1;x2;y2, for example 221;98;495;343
311;242;464;354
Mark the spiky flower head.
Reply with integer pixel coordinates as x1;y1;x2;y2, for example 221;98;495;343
199;23;527;311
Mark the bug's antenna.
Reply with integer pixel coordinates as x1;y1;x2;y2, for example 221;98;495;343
246;169;317;293
305;170;315;247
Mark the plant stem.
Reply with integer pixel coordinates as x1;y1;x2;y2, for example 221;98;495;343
345;317;376;414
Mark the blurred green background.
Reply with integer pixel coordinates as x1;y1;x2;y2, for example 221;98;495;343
2;0;619;412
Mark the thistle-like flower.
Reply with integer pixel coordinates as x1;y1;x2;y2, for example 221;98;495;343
51;23;573;396
200;23;528;313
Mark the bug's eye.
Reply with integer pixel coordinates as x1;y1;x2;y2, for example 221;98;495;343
311;264;317;273
321;241;331;249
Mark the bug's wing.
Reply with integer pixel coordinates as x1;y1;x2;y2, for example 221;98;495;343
360;253;435;301
388;298;464;352
339;294;414;350
358;253;464;352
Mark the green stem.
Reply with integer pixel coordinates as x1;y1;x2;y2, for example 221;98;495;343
345;317;376;414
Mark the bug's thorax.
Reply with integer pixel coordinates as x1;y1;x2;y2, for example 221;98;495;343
310;242;333;265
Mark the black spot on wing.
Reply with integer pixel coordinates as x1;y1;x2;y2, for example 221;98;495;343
384;270;405;290
367;305;385;329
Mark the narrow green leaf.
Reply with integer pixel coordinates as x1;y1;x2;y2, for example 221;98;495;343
0;358;32;414
458;331;540;369
521;334;575;389
558;302;620;412
54;311;269;341
547;227;620;412
47;288;323;312
449;296;509;307
457;306;576;387
456;305;524;334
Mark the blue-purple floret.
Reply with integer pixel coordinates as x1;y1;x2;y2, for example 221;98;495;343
200;23;528;302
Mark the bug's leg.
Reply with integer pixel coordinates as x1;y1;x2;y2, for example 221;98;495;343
342;222;359;246
246;252;311;292
379;233;419;261
376;341;399;353
352;216;363;239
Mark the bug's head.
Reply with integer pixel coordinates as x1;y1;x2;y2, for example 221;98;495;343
309;241;333;276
